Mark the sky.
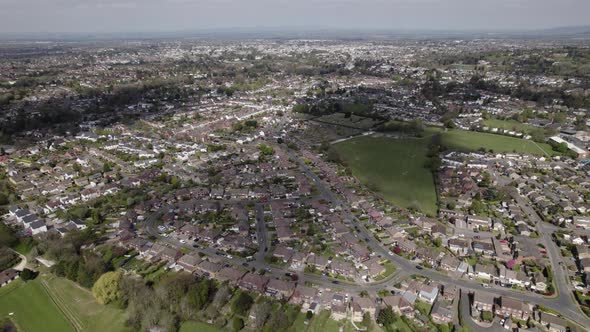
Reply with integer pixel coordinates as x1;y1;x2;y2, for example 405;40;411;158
1;0;589;34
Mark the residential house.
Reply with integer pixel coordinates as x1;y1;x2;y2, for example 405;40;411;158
495;297;530;320
265;279;295;300
238;273;270;293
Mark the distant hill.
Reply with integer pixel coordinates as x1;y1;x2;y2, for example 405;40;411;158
1;25;590;42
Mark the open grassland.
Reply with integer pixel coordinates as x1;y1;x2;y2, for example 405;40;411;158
0;275;128;332
437;128;555;156
332;135;438;215
42;275;128;332
481;118;538;134
0;278;74;332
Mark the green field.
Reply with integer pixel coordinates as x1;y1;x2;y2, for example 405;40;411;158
0;279;74;332
332;135;438;215
332;127;557;214
481;118;538;134
42;275;128;332
0;275;128;332
438;128;555;156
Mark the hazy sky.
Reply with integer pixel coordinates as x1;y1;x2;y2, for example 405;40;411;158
1;0;589;34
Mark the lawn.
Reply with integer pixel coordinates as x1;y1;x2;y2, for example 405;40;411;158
0;275;128;332
306;310;342;332
332;136;438;215
437;128;555;157
0;279;74;332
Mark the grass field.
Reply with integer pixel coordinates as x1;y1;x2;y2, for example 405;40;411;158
42;275;128;332
0;275;128;332
481;118;538;134
438;129;555;156
332;135;438;215
0;279;74;332
331;127;556;214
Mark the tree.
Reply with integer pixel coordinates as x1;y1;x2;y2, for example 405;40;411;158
251;301;273;327
92;271;123;305
231;292;253;315
361;312;372;327
481;311;493;322
377;305;396;326
20;268;37;281
233;317;244;332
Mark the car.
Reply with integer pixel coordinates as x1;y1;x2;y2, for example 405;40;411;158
285;272;292;277
332;280;339;284
415;265;423;270
192;244;199;248
242;262;249;267
500;319;505;326
180;239;186;244
482;283;490;288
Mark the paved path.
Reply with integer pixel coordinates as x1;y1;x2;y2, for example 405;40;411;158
11;249;27;271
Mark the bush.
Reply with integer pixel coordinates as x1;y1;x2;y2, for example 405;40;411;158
231;292;254;315
20;268;38;281
233;317;244;332
481;311;493;322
